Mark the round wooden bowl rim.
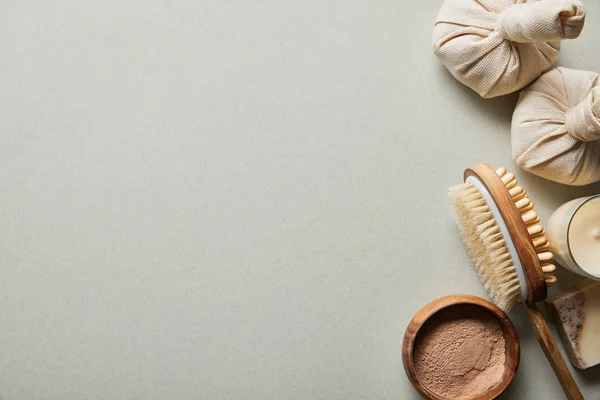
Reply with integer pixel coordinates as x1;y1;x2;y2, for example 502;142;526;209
402;294;520;400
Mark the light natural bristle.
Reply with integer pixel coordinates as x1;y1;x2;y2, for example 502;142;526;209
450;167;557;311
449;181;521;311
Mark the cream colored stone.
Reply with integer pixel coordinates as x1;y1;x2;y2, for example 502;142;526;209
547;281;600;369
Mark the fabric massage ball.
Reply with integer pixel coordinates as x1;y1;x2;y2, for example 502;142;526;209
433;0;586;98
512;67;600;186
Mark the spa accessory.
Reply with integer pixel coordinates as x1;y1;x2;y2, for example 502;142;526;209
449;163;583;400
403;294;519;400
433;0;586;98
546;281;600;370
512;67;600;186
547;195;600;279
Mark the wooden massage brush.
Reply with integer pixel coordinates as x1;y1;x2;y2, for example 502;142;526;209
449;163;583;400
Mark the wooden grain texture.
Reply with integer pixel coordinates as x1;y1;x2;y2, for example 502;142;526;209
527;303;584;400
464;163;547;304
402;294;519;400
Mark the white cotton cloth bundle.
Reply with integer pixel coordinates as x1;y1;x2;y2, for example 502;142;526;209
512;68;600;186
433;0;586;98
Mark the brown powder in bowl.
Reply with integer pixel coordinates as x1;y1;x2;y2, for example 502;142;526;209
413;305;506;399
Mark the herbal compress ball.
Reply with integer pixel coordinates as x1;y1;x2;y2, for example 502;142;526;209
512;68;600;186
433;0;586;98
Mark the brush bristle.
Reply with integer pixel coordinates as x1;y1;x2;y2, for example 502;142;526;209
449;182;521;311
449;167;557;312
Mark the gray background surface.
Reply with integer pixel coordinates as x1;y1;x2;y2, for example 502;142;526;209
1;1;600;399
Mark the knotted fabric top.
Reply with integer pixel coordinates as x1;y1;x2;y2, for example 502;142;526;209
565;87;600;142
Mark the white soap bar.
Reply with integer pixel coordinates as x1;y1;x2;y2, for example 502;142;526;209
546;281;600;369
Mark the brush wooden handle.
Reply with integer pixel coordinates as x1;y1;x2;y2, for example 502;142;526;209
526;303;583;400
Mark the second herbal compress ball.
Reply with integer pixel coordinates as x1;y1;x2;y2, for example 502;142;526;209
433;0;586;98
512;67;600;186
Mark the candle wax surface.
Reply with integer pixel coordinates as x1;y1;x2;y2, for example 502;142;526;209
569;197;600;276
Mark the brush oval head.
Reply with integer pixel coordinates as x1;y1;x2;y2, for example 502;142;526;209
449;163;556;312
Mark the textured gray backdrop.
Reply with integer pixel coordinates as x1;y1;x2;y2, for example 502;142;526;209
1;1;600;398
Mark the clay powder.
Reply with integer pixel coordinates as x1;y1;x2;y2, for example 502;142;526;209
413;305;506;399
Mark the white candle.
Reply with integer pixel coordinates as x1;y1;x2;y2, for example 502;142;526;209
569;197;600;276
547;195;600;279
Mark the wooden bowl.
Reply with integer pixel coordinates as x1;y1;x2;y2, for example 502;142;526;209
402;295;520;400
